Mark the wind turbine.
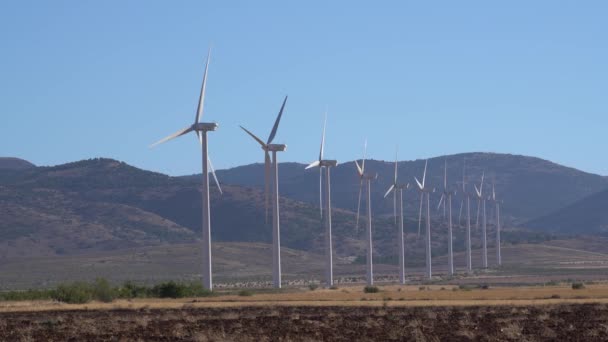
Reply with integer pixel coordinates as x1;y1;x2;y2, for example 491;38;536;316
305;113;338;287
354;140;377;286
240;96;288;289
437;159;456;276
488;182;503;266
415;160;434;280
384;148;409;284
150;49;222;290
457;159;473;273
474;171;487;269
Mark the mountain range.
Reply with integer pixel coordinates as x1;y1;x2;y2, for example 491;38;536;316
0;153;606;262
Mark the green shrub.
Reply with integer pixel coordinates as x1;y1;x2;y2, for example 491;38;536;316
572;283;585;290
151;281;212;298
329;285;339;290
364;286;379;293
238;290;254;297
308;283;319;291
118;281;149;299
92;278;115;303
52;282;93;304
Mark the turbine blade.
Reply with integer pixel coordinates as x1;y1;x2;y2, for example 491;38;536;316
458;199;464;226
414;177;423;190
195;48;211;124
319;111;327;161
362;139;367;173
437;194;445;211
207;156;222;195
240;126;266;147
394;146;398;184
384;184;395;198
422;160;428;188
265;151;271;224
474;184;481;198
354;160;363;176
150;126;193;148
305;160;320;170
356;180;363;232
481;171;485;193
267;95;288;144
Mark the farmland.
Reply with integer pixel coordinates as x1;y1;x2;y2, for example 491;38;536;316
3;285;608;341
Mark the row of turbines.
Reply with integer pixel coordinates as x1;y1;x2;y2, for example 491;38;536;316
151;50;504;290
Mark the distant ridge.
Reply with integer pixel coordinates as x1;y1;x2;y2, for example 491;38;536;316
0;157;35;170
526;188;608;234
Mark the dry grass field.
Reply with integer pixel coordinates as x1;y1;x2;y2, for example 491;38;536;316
3;284;608;340
3;239;608;290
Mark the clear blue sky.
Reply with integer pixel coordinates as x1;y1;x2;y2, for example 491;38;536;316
1;1;606;176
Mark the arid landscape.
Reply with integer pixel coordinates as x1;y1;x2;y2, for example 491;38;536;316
3;285;608;341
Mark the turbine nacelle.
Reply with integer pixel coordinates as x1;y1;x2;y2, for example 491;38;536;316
193;122;219;131
266;144;287;152
320;160;338;167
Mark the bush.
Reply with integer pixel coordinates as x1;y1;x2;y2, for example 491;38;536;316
92;278;115;303
238;290;254;297
364;286;380;293
572;283;585;290
52;282;93;304
329;285;339;290
152;281;185;298
151;281;212;298
308;283;319;291
118;281;148;299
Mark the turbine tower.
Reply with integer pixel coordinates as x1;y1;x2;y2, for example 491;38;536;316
240;96;288;288
489;182;503;266
457;159;473;273
415;160;434;280
305;113;338;287
474;172;487;269
150;49;222;290
384;148;409;284
437;159;457;276
354;140;377;286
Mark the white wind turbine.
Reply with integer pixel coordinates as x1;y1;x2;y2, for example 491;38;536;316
415;160;434;280
437;159;457;276
305;113;338;287
488;182;503;266
240;96;288;289
383;148;409;284
474;171;488;269
457;159;473;273
150;49;222;290
354;140;377;286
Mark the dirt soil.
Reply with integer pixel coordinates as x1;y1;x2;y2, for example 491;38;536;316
1;303;608;341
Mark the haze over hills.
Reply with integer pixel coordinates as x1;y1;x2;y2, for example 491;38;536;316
199;152;608;223
527;188;608;234
0;157;35;170
0;154;563;262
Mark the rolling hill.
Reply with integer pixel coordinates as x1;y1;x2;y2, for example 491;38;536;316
0;157;35;170
526;188;608;234
0;156;555;262
204;152;608;224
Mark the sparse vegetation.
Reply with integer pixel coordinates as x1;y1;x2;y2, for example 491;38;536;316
364;286;380;293
0;279;213;304
308;284;318;291
238;290;254;297
572;283;585;290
